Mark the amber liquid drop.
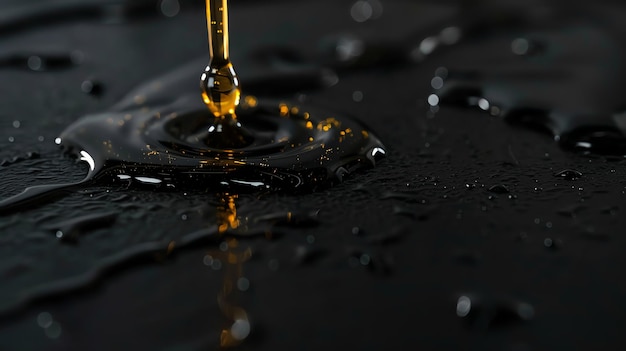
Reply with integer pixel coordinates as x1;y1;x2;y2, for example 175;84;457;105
200;0;250;148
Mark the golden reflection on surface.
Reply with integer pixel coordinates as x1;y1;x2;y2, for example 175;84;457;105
279;103;289;116
210;194;252;347
317;117;341;132
218;240;252;347
217;194;240;233
244;95;258;108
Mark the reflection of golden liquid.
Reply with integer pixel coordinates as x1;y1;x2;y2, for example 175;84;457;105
211;194;252;347
218;239;252;348
201;0;241;120
217;194;240;233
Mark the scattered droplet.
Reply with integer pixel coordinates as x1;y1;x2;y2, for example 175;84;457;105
456;296;472;317
230;318;251;341
456;294;535;329
237;277;250;292
45;212;117;244
81;79;104;97
554;169;583;180
294;245;327;265
36;312;53;328
159;0;180;18
543;237;561;250
488;185;510;194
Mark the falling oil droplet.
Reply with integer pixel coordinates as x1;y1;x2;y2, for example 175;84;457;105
201;0;239;117
200;0;249;148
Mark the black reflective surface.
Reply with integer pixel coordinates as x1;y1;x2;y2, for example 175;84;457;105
1;1;626;350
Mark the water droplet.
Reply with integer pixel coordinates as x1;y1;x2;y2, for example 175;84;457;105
230;319;251;341
456;296;472;317
427;94;440;107
294;245;327;265
488;185;510;194
44;322;62;339
237;277;250;292
211;259;223;270
431;76;444;89
203;255;214;266
46;212;117;244
543;237;561;250
457;294;535;329
81;79;104;97
159;0;180;17
554;169;583;180
36;312;53;328
359;254;371;266
511;38;530;56
27;55;42;70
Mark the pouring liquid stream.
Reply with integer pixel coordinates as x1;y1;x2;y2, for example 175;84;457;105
201;0;249;149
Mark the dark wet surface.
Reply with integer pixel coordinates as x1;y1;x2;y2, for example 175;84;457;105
2;0;626;350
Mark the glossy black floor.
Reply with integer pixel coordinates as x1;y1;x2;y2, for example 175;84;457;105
1;1;626;350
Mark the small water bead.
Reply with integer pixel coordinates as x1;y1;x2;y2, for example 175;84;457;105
427;94;440;107
81;79;104;97
230;318;251;341
27;56;42;70
219;241;230;252
456;296;472;317
36;312;62;339
543;237;562;251
456;294;535;328
430;76;444;90
359;253;371;266
350;0;383;23
159;0;181;18
488;184;510;194
554;169;583;180
37;312;53;328
510;38;530;56
236;277;250;291
294;245;327;265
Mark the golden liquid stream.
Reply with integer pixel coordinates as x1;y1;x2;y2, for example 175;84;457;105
201;0;241;120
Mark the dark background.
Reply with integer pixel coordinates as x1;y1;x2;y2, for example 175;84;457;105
1;0;626;350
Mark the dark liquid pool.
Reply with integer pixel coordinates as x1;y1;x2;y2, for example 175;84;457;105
0;60;385;213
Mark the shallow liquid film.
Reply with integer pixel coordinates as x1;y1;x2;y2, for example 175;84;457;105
0;0;386;213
